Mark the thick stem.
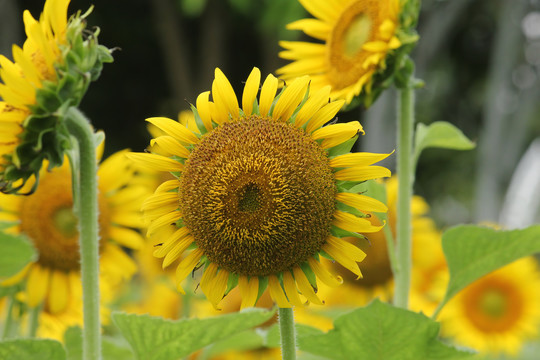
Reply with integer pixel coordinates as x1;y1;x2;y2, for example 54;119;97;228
278;307;297;360
393;85;415;309
65;107;101;360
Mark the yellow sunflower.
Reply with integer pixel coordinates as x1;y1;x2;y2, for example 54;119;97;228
277;0;417;106
0;147;145;315
0;0;112;193
128;67;391;309
440;257;540;356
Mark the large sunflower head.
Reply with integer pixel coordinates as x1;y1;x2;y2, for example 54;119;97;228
440;257;540;356
0;0;113;194
128;67;392;309
277;0;419;108
0;146;146;314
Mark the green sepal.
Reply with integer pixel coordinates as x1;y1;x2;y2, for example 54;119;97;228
189;104;210;135
326;136;358;158
299;261;318;290
257;276;269;300
330;225;367;240
224;272;238;297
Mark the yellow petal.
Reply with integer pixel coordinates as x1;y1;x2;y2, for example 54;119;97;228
196;91;214;131
312;121;364;141
322;239;365;279
330;152;392;168
155;180;180;193
26;264;50;307
200;263;219;299
272;76;310;121
333;210;383;233
48;270;69;314
336;192;388;213
294;85;331;128
282;271;304;307
242;68;261;116
305;99;345;133
212;68;239;121
147;211;182;236
207;269;229;310
292;266;323;305
142;192;179;212
150;136;190;158
334;166;391;182
308;257;343;287
286;19;331;41
126;153;184;172
146;117;199;144
153;228;192;258
259;74;279;116
239;275;259;310
278;41;326;60
175;248;204;294
109;227;145;250
268;275;291;308
162;234;194;269
298;0;341;22
326;236;366;263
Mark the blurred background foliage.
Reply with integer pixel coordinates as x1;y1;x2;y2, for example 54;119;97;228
1;0;540;229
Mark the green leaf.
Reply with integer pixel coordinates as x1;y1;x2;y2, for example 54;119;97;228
0;230;37;279
298;300;474;360
0;339;66;360
204;329;264;358
64;326;134;360
112;308;275;360
414;121;475;164
435;225;540;314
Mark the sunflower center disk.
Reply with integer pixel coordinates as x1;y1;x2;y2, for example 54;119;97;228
327;0;382;89
465;280;524;332
19;171;110;272
179;117;336;276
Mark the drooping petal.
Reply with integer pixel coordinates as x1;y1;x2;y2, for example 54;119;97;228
268;275;291;308
242;68;261;116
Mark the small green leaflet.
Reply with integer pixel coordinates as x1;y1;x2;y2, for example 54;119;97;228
414;121;475;166
298;300;474;360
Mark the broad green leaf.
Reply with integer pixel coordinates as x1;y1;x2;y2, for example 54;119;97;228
203;329;264;359
64;326;134;360
435;225;540;315
414;121;475;164
0;231;37;279
0;339;66;360
299;300;474;360
112;308;275;360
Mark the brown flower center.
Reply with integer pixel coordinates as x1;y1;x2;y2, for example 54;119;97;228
19;169;110;271
179;116;336;276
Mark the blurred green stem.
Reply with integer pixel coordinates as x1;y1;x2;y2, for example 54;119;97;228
1;295;15;339
279;307;297;360
27;304;41;338
394;84;415;309
65;107;101;360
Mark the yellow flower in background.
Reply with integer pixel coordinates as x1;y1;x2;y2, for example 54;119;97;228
129;67;391;309
0;147;146;315
277;0;403;105
0;0;112;194
440;257;540;356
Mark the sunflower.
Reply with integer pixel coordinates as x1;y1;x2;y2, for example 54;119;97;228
0;147;145;315
128;67;391;309
440;257;540;356
0;0;112;194
277;0;418;106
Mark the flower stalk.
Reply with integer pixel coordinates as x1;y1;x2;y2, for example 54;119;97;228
279;307;297;360
393;77;415;309
65;107;101;360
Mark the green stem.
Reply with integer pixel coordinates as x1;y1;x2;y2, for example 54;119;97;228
65;107;101;360
278;307;297;360
2;295;15;339
394;84;415;309
27;304;41;338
